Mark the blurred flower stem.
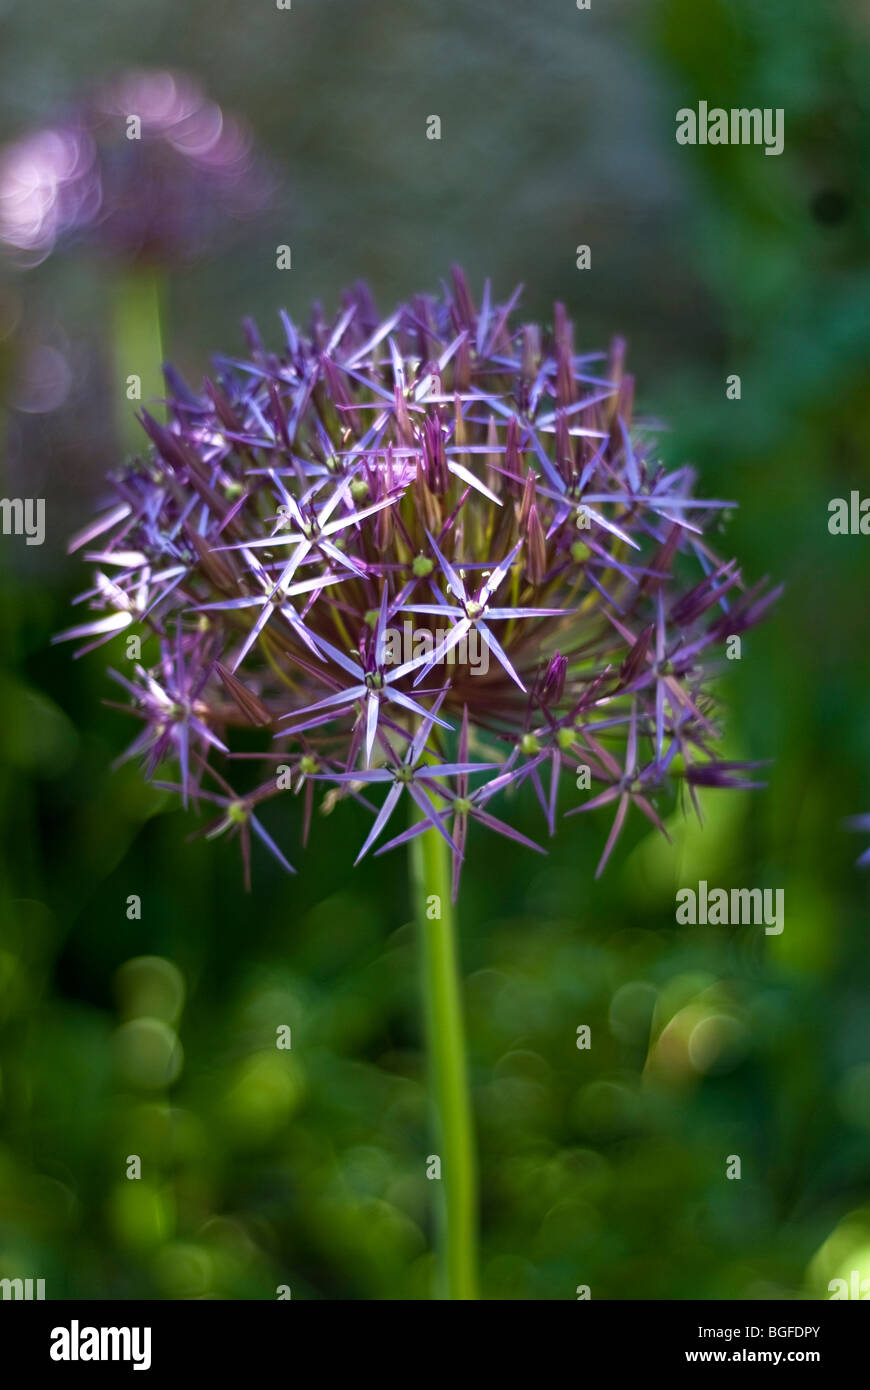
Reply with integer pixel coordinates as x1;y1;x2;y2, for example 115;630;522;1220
411;823;478;1299
113;267;165;447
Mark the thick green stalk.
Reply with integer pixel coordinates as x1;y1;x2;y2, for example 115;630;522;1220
411;824;478;1300
112;266;166;449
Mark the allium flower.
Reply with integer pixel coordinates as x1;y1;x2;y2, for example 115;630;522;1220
58;269;780;890
0;69;273;267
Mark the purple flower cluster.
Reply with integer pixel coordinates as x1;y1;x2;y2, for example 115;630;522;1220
0;69;273;267
58;270;779;891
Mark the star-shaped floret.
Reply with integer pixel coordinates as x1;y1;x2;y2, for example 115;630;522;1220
399;531;572;691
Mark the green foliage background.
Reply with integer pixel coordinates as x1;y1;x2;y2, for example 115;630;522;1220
1;0;869;1299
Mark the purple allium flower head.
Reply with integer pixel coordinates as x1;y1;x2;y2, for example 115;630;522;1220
58;270;780;889
0;69;273;267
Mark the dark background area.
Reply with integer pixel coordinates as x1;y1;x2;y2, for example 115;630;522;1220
1;0;870;1299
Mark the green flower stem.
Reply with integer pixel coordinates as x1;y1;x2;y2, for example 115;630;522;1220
112;266;166;449
411;823;478;1300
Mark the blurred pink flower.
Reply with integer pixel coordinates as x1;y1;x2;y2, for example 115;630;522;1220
0;69;275;267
